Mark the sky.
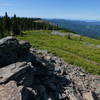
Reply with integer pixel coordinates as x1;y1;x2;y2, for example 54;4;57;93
0;0;100;20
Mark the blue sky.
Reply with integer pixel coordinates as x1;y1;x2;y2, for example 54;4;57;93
0;0;100;20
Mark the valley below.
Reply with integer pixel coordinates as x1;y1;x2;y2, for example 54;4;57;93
47;19;100;39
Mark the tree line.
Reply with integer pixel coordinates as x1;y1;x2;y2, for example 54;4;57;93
0;12;60;38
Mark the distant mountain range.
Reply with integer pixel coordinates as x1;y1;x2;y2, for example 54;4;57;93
46;19;100;38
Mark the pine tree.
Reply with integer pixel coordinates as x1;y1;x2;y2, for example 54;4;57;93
12;14;20;35
67;33;71;39
0;18;4;38
3;12;11;35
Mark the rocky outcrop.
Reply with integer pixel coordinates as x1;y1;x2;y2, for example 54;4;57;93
0;36;31;67
0;36;100;100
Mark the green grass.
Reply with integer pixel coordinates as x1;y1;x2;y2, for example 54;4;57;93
17;30;100;75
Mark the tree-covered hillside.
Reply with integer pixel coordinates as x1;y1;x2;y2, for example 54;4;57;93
0;12;61;38
47;19;100;39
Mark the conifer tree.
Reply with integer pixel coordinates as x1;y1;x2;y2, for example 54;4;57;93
0;18;4;38
3;12;11;35
12;14;20;35
67;33;71;39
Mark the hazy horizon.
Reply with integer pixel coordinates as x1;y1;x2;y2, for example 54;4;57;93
0;0;100;21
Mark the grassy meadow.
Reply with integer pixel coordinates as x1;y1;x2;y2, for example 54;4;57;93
17;30;100;75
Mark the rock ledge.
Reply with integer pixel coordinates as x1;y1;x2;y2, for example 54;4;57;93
0;36;100;100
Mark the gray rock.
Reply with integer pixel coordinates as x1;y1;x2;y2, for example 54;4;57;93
19;40;31;54
0;37;31;67
58;93;68;100
0;36;20;67
83;91;97;100
0;62;30;83
0;81;21;100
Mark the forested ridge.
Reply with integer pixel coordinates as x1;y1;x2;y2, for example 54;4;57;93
47;19;100;39
0;12;60;38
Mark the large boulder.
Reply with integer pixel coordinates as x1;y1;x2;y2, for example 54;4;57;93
0;36;20;66
0;36;31;67
0;62;32;84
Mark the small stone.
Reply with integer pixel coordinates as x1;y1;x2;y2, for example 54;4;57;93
83;91;97;100
0;81;21;100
